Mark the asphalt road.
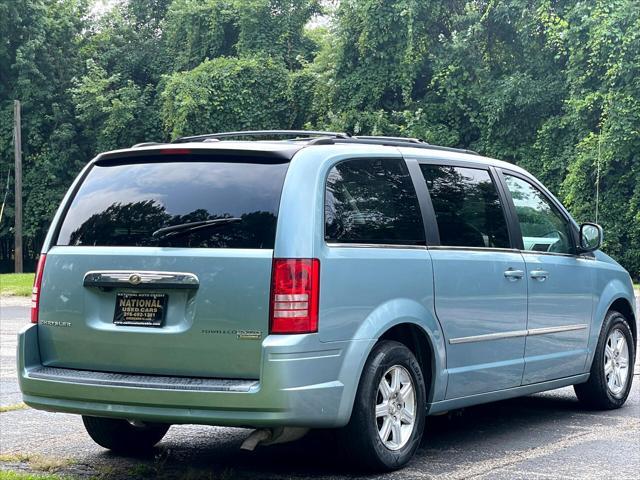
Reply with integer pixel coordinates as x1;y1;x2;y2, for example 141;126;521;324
1;297;639;480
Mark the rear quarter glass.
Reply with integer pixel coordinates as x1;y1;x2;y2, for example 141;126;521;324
55;156;289;249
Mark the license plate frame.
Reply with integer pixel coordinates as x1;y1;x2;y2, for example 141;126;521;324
113;292;167;327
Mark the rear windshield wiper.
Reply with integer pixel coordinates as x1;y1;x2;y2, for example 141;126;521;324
152;218;242;239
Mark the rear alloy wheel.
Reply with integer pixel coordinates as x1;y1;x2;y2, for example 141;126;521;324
376;365;417;450
574;310;635;409
339;340;426;471
82;416;170;454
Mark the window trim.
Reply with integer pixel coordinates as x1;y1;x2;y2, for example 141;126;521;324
406;158;439;245
492;167;526;251
325;243;428;250
414;160;516;250
490;166;523;250
323;156;427;248
498;168;579;257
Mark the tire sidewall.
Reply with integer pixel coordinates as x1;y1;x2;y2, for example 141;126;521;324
595;312;635;406
356;341;427;470
82;416;169;453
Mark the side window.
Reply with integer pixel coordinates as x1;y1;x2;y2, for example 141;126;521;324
420;165;510;248
503;174;574;254
325;158;425;245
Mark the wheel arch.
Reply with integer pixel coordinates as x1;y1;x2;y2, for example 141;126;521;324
586;282;637;370
378;323;437;403
336;305;448;426
337;319;445;428
608;297;637;346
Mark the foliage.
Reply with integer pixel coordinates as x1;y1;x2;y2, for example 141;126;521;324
0;0;87;262
161;56;291;139
71;59;161;152
163;0;239;72
0;0;638;279
234;0;321;69
558;0;640;277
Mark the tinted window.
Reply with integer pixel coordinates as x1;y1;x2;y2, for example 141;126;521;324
325;158;425;245
504;174;573;254
421;165;510;248
57;157;288;249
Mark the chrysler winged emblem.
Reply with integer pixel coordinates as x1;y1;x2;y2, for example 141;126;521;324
128;273;142;285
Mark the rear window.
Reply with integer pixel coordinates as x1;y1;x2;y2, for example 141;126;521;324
324;158;425;245
56;157;288;249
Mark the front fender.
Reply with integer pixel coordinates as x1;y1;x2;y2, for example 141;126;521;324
586;278;636;369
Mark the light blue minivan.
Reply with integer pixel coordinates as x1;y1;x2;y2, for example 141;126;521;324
18;131;636;470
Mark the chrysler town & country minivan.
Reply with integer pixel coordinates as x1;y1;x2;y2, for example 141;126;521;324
18;131;636;470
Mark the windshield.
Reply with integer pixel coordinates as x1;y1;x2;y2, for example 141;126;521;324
56;156;288;249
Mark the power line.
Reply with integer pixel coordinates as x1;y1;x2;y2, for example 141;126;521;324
596;131;601;224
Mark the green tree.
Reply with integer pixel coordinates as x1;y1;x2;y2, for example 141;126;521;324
71;60;161;153
81;0;170;86
559;0;640;276
235;0;321;69
0;0;88;264
160;56;291;139
162;0;239;72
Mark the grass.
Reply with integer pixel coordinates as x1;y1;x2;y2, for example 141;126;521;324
0;472;67;480
0;454;74;474
0;273;34;297
127;464;155;478
0;454;32;464
0;403;28;413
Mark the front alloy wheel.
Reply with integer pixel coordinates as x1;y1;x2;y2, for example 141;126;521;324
604;328;630;397
575;310;635;409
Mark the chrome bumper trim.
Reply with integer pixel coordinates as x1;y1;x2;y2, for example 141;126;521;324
28;367;257;392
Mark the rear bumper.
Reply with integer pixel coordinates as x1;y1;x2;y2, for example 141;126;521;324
18;324;373;428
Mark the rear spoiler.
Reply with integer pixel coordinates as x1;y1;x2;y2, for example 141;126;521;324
94;144;300;166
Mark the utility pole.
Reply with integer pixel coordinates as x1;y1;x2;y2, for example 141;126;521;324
14;100;23;273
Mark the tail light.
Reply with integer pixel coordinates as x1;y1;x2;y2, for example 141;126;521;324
31;254;47;323
270;258;320;334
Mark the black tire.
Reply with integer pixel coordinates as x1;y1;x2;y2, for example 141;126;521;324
82;416;170;454
574;310;635;409
338;340;426;472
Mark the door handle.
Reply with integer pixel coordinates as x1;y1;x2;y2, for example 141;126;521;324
504;268;524;280
530;270;549;281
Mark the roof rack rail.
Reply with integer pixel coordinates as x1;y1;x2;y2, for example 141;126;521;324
354;135;424;144
168;129;478;155
172;130;350;143
131;142;165;148
316;136;478;155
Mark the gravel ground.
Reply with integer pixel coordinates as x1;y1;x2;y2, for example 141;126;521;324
1;296;638;479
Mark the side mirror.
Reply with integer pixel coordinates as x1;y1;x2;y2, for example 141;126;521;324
578;223;603;253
